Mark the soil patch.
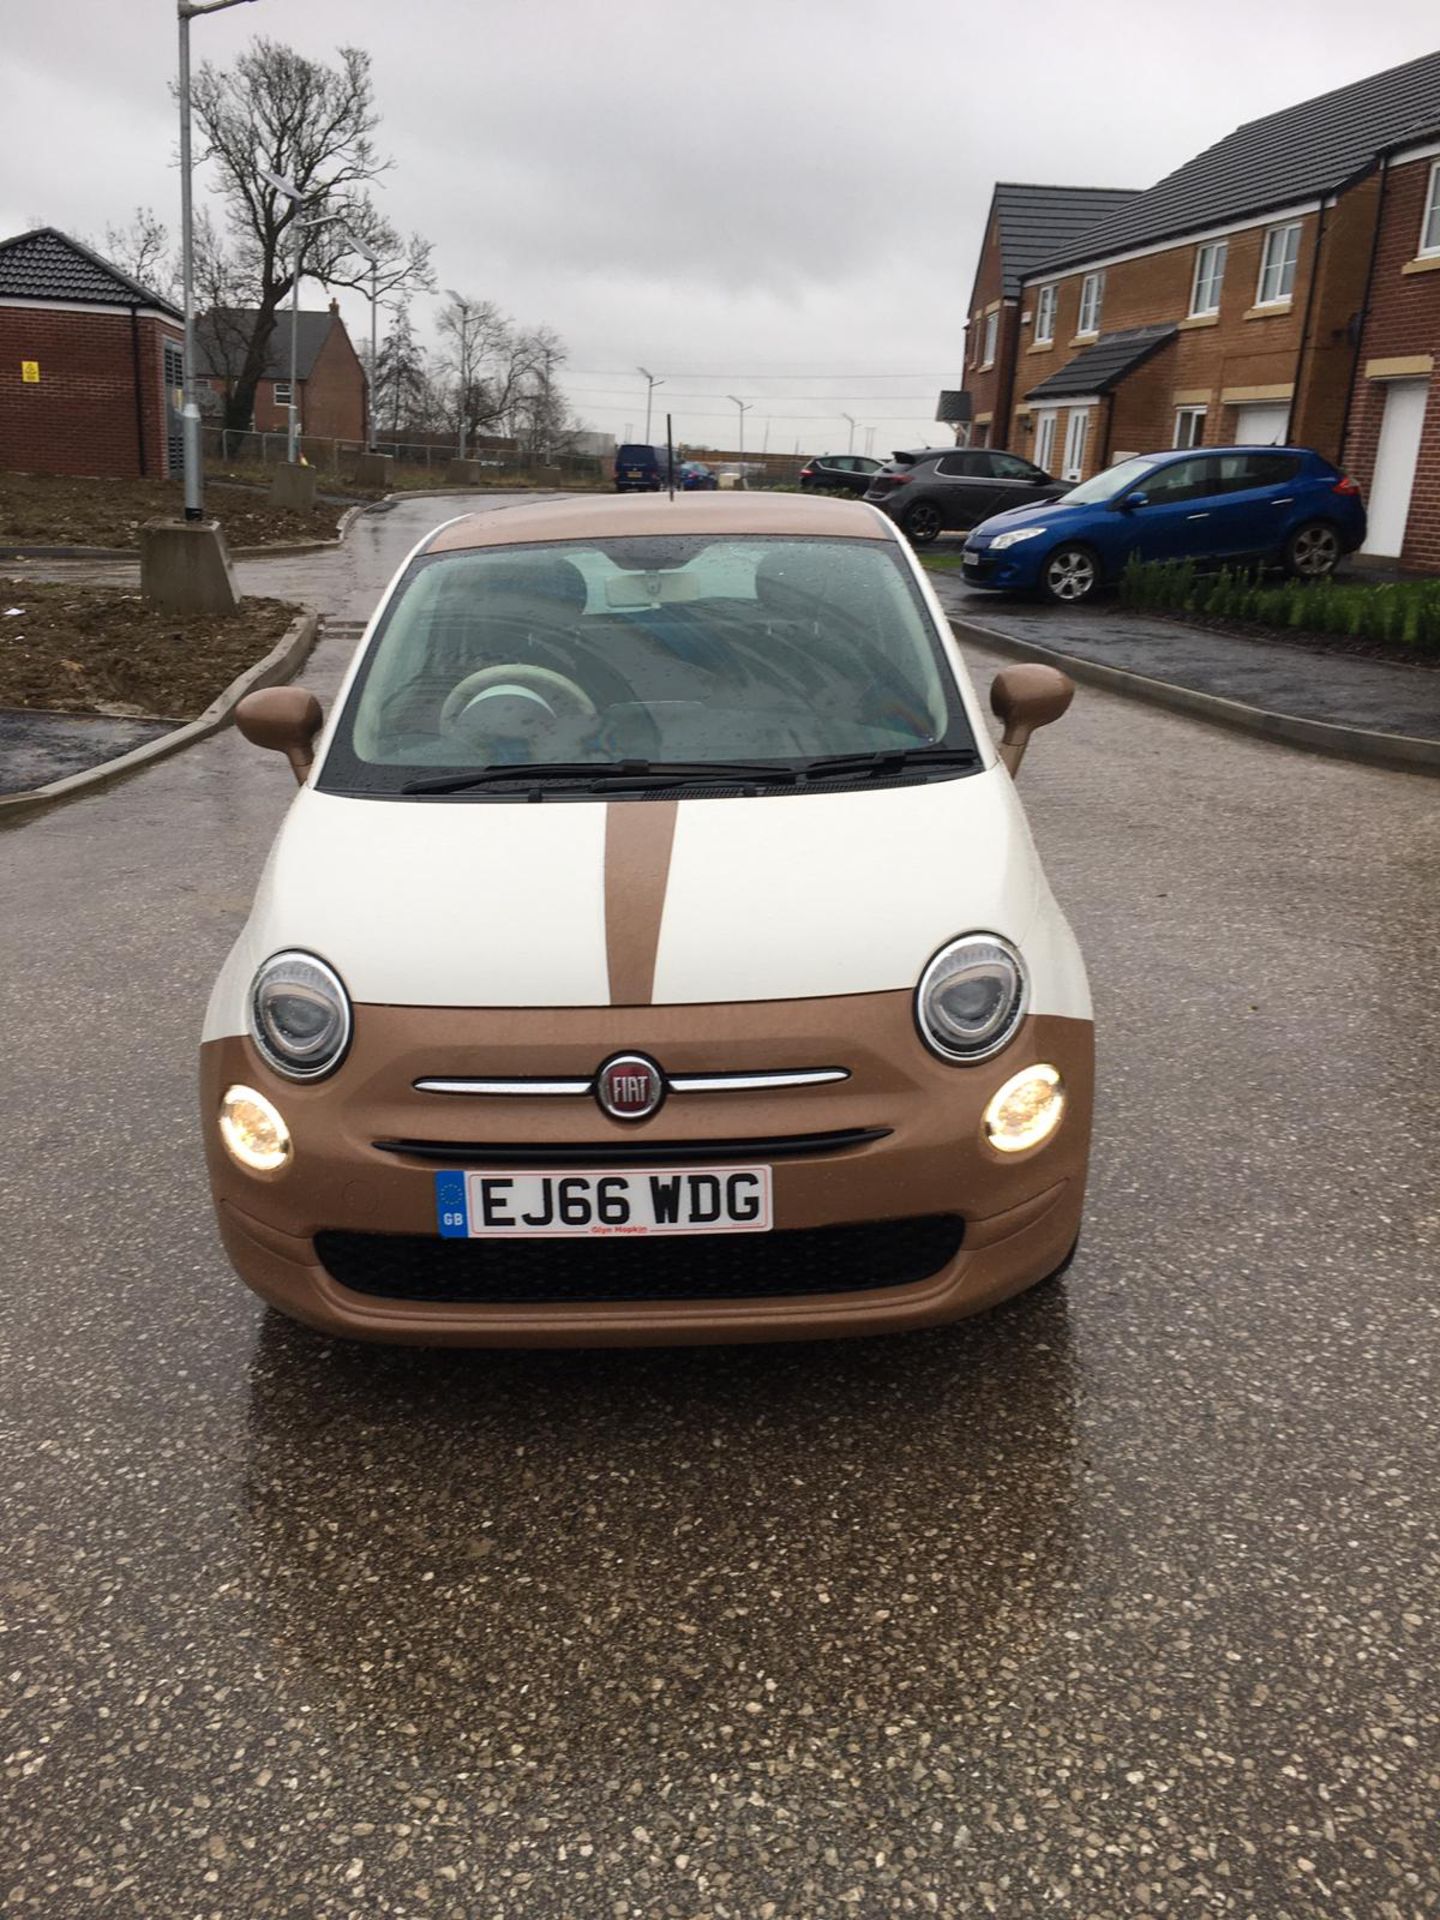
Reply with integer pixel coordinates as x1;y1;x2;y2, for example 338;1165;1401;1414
0;584;301;719
0;469;344;551
1127;604;1439;671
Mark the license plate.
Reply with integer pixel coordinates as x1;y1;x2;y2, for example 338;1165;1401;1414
963;553;981;568
435;1166;772;1238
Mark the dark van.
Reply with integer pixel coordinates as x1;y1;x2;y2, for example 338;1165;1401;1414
614;443;672;492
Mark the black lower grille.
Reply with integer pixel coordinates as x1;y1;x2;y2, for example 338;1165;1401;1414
315;1216;965;1306
372;1129;889;1166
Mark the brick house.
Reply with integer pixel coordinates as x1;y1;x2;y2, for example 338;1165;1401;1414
0;227;183;480
964;50;1440;538
197;299;366;440
1340;139;1440;567
959;184;1138;450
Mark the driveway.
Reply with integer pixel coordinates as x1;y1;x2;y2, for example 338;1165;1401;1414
2;494;1437;1917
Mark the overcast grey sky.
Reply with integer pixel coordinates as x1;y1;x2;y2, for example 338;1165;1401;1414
7;0;1439;455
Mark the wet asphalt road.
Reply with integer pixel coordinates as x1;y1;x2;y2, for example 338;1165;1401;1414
2;495;1439;1918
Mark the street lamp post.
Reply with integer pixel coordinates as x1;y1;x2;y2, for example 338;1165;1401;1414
347;233;380;452
260;168;338;464
637;366;663;443
842;412;856;454
177;0;257;520
727;395;751;486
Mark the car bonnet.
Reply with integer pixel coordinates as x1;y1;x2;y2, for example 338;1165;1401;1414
205;769;1047;1028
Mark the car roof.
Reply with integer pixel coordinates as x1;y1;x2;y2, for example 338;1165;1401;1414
1144;443;1314;459
425;489;894;552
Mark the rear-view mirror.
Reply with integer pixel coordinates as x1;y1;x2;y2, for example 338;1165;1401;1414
1119;489;1149;510
235;685;324;785
989;665;1074;775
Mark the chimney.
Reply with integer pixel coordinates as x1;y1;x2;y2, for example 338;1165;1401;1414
329;297;339;316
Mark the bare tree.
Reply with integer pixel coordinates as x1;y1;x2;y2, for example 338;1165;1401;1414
511;325;575;463
435;293;551;456
189;38;433;432
102;207;180;303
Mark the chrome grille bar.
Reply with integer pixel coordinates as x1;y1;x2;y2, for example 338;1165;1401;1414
413;1067;849;1097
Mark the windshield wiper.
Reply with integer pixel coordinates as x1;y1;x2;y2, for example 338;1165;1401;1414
401;758;802;796
800;744;982;781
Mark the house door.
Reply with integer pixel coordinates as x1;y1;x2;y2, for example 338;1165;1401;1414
163;341;185;477
1061;407;1090;482
1034;410;1058;473
1233;401;1289;445
1361;378;1429;558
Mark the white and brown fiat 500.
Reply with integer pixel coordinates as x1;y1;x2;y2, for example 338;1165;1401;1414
201;491;1092;1345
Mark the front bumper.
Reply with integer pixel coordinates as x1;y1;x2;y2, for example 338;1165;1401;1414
959;542;1041;589
200;993;1093;1346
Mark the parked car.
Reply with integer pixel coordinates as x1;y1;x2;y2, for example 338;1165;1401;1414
799;453;883;496
679;460;718;491
614;443;677;492
866;448;1066;544
205;491;1092;1347
960;446;1367;602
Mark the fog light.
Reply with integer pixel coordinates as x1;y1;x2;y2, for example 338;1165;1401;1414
983;1064;1064;1153
219;1084;292;1173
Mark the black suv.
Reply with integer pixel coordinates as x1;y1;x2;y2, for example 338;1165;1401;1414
798;453;883;496
866;448;1066;544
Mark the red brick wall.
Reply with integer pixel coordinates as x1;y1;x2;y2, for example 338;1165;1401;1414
0;305;180;479
304;319;366;440
203;315;364;440
1003;201;1387;477
964;212;1018;448
1342;152;1440;573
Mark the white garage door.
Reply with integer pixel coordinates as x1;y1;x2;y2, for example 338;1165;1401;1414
1234;402;1290;445
1361;378;1429;559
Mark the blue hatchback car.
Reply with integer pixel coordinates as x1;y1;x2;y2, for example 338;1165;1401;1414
961;446;1366;603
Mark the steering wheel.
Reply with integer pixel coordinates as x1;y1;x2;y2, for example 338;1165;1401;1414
439;664;598;735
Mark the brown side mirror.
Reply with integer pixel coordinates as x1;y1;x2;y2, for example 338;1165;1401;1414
235;685;324;784
989;665;1074;775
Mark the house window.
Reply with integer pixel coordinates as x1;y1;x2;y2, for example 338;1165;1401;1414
982;309;998;367
1190;240;1227;315
1421;160;1440;256
1173;405;1207;448
1062;408;1090;481
1034;408;1058;470
1034;284;1057;345
273;382;293;403
1077;272;1104;336
1256;222;1301;305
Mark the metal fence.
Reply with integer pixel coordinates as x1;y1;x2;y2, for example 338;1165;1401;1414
202;426;605;484
201;428;820;490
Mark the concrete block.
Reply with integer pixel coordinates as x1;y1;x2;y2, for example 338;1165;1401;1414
270;462;318;512
352;452;394;488
446;459;487;485
139;519;239;615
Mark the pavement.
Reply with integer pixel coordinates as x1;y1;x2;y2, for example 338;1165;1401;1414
0;707;171;796
929;561;1440;743
3;495;1440;1917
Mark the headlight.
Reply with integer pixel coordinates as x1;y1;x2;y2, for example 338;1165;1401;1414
991;527;1047;551
983;1064;1064;1153
249;950;352;1080
916;935;1026;1062
218;1084;292;1173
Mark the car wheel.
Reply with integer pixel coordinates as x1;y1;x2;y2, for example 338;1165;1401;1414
903;501;943;545
1040;544;1101;604
1285;521;1341;579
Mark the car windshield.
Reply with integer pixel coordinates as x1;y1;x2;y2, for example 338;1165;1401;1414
318;533;974;797
1060;455;1161;505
